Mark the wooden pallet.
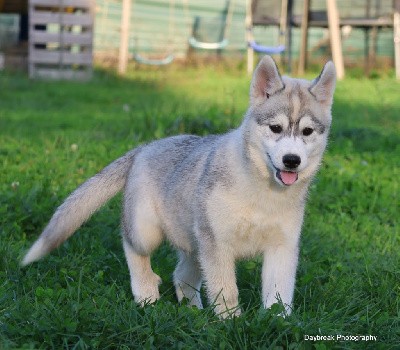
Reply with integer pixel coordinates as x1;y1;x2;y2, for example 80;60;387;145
29;0;94;80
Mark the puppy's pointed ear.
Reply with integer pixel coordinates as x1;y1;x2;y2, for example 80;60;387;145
250;55;284;103
309;61;336;105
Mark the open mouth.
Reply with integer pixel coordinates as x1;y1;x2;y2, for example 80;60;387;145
267;153;299;186
276;169;298;186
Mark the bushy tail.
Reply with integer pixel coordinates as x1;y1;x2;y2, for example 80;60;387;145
21;148;139;266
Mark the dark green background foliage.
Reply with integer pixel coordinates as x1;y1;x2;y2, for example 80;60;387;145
0;66;399;349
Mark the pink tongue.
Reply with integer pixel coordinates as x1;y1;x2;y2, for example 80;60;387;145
280;171;298;185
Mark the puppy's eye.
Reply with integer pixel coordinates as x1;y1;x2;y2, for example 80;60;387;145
302;127;314;136
269;125;282;134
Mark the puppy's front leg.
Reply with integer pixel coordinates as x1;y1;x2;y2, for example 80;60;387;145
199;246;241;318
262;243;299;315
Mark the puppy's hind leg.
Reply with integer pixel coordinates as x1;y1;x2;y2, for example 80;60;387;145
123;239;162;305
173;250;203;308
122;186;163;305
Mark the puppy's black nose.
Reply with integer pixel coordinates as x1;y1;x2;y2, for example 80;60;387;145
282;154;301;169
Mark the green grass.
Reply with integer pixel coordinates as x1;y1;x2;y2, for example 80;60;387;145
0;65;399;349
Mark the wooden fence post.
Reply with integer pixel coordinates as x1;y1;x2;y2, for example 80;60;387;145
326;0;344;79
394;0;400;79
298;0;309;75
118;0;131;75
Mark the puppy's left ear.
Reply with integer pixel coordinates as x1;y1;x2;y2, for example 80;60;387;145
250;55;285;103
309;61;336;105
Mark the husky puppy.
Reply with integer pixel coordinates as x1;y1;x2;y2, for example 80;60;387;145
22;56;336;317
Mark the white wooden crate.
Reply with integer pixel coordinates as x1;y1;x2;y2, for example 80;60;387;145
29;0;94;80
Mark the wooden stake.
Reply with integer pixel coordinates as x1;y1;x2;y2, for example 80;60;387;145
298;0;309;75
326;0;344;79
118;0;131;75
394;7;400;79
245;0;254;74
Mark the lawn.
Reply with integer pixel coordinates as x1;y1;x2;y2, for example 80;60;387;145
0;64;399;349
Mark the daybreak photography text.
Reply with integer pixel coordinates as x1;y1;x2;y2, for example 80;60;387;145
304;334;377;342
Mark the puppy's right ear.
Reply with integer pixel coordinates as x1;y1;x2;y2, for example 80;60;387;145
309;61;336;105
250;55;285;103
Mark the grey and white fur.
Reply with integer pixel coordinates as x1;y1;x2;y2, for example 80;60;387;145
22;56;336;318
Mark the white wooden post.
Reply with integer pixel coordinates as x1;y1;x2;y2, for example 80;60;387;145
394;6;400;79
326;0;344;79
245;0;254;75
119;0;131;75
298;0;310;75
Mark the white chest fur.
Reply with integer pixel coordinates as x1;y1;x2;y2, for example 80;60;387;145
206;183;305;258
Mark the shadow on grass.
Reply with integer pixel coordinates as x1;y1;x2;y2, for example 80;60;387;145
0;69;163;139
0;67;240;142
331;127;400;153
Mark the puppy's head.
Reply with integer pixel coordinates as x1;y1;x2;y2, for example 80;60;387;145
245;55;336;187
